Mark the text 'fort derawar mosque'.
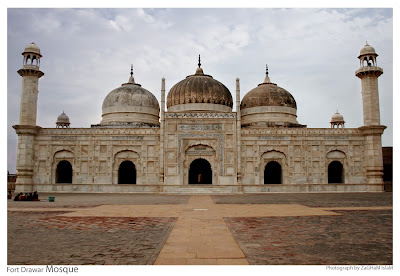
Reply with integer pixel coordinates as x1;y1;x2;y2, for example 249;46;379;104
13;42;386;193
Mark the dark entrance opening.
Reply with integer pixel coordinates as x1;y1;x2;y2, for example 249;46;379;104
118;160;136;184
328;161;344;183
56;160;72;183
264;161;282;184
189;158;212;184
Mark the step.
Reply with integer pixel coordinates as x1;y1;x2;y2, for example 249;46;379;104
162;185;238;194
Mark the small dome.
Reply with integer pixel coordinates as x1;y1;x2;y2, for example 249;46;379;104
241;78;296;110
57;111;70;124
56;111;70;128
167;58;233;112
331;111;344;123
359;43;377;57
23;42;41;56
101;72;160;126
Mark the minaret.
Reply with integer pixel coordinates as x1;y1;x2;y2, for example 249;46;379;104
356;42;386;188
13;42;44;192
356;42;383;126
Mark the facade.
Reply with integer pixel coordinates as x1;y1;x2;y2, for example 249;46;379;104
13;43;386;193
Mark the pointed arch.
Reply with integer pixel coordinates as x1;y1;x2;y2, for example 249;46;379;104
260;150;286;184
52;150;74;184
113;150;140;185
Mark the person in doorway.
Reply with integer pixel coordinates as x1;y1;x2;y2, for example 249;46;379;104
197;173;202;184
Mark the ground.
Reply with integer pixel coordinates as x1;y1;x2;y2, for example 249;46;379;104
7;192;392;265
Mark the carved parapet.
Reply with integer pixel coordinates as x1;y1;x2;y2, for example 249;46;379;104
39;127;160;136
165;112;236;119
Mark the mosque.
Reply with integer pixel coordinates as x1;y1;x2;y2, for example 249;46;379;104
13;42;386;193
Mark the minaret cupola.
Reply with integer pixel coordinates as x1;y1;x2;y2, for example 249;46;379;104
22;42;42;70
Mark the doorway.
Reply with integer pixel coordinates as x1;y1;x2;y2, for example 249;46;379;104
56;160;73;183
328;161;344;183
118;160;136;184
189;158;212;184
264;161;282;184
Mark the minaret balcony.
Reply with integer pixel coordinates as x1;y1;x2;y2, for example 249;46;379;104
355;66;383;78
17;68;44;78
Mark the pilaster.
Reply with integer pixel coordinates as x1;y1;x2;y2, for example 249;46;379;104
236;78;242;184
160;78;165;183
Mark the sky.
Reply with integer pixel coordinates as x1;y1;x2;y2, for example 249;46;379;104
5;7;394;173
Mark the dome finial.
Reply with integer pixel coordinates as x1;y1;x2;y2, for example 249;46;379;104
195;55;204;75
128;64;135;84
263;63;271;83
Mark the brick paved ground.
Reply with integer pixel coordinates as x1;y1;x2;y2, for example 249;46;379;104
8;193;392;265
8;211;176;265
211;192;392;207
225;210;392;265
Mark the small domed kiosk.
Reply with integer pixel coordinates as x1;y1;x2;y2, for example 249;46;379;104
330;111;345;128
56;111;70;128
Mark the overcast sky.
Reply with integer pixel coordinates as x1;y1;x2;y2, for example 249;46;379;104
6;8;393;173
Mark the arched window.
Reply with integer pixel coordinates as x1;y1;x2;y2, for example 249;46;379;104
328;161;344;183
56;160;72;183
118;160;136;184
189;158;212;184
32;55;37;66
264;161;282;184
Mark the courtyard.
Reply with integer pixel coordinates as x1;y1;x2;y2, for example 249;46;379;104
7;192;392;265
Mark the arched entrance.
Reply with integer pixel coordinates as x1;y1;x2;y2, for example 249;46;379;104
328;161;344;183
56;160;72;183
189;158;212;184
264;161;282;184
118;161;136;184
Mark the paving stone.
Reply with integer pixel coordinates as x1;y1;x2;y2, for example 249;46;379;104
224;210;392;265
8;211;176;265
212;193;392;207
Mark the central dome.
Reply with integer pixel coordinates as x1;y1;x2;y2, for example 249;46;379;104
167;60;233;112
